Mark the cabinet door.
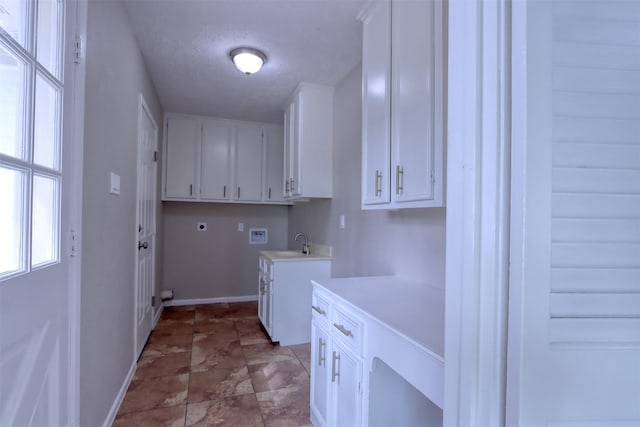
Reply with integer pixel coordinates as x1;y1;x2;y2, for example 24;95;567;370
391;0;437;204
290;93;302;197
331;342;362;427
235;125;264;202
264;126;285;202
283;99;300;198
361;1;391;207
283;103;292;198
311;321;331;427
164;115;199;199
201;119;232;200
264;279;273;337
258;274;267;328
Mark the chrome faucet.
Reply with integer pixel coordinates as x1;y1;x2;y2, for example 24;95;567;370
294;232;310;255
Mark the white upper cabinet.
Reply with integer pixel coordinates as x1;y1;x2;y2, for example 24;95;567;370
163;113;287;205
283;83;333;200
360;0;445;209
361;0;391;206
164;115;199;199
264;126;285;203
201;119;232;201
234;124;264;202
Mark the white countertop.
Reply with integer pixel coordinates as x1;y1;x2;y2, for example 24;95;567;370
311;276;444;358
261;242;332;262
260;250;332;262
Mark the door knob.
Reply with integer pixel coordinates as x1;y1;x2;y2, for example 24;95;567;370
138;241;148;250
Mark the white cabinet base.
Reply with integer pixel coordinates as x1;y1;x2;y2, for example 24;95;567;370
259;255;331;346
311;276;444;427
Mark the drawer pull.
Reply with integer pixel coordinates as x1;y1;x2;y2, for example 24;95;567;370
331;350;340;382
333;323;352;337
312;305;326;315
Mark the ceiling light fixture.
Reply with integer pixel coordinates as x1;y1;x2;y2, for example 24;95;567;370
229;47;267;75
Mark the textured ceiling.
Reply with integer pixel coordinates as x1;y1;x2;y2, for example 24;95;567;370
124;0;366;124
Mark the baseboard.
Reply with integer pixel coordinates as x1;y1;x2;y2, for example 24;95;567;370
164;295;258;307
102;359;136;427
152;303;163;328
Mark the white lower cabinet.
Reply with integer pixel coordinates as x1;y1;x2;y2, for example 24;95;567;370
311;320;331;427
258;269;272;337
258;255;331;346
331;340;362;427
311;277;445;427
310;288;364;427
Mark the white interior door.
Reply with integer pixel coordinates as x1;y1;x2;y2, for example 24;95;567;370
135;94;158;358
508;1;640;424
0;0;82;425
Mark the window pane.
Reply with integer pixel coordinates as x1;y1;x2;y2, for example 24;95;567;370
32;173;59;267
36;0;63;78
0;165;26;278
34;73;60;170
0;43;27;160
0;0;28;49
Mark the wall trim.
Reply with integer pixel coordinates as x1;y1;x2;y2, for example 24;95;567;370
444;0;511;425
101;360;136;427
68;1;88;425
164;295;258;307
152;304;163;328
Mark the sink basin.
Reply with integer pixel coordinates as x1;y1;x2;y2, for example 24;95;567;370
270;250;308;258
261;246;332;261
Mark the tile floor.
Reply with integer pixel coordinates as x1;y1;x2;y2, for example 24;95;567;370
114;302;312;427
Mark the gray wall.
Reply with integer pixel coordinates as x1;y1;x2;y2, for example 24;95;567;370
163;203;288;299
81;1;163;425
287;64;446;288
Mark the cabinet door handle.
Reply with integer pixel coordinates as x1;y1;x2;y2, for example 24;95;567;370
285;179;290;193
396;165;404;195
189;184;193;196
331;351;340;382
237;187;240;198
223;185;226;198
318;337;326;366
375;170;382;197
268;187;272;199
333;323;352;337
312;305;326;315
290;178;295;193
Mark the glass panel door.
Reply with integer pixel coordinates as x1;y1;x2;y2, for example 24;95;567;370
0;0;64;280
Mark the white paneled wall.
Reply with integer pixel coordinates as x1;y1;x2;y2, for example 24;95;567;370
549;0;640;344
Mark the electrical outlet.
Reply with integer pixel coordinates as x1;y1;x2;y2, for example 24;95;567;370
197;222;207;231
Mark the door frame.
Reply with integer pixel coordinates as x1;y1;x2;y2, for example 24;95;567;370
133;93;159;359
444;0;512;425
67;0;88;424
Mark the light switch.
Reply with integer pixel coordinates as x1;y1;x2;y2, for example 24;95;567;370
238;222;244;232
110;172;120;195
339;214;346;229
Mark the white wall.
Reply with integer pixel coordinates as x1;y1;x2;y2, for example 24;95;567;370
287;64;447;287
81;1;163;424
162;203;288;300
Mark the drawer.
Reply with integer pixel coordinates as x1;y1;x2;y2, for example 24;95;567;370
311;291;331;324
332;305;364;355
